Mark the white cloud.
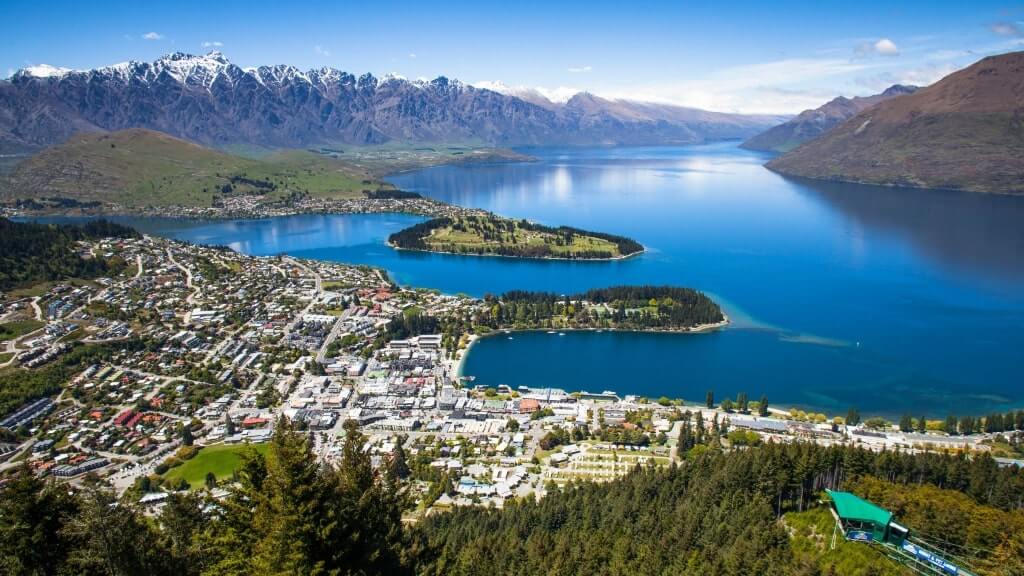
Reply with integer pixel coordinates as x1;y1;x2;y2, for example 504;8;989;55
874;38;900;55
597;57;876;114
989;22;1022;37
6;68;13;79
408;53;417;59
314;45;330;56
856;62;961;91
142;32;163;41
473;80;580;103
856;38;899;57
202;41;223;48
567;65;592;73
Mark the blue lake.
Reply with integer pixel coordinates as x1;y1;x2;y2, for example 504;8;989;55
38;143;1024;416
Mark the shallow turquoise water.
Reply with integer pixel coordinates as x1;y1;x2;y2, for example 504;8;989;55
34;143;1024;416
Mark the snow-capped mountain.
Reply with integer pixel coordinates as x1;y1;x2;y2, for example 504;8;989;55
0;52;784;152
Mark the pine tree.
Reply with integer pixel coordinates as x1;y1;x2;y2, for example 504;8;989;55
705;390;714;409
899;414;913;433
388;441;411;481
846;407;861;426
759;394;769;417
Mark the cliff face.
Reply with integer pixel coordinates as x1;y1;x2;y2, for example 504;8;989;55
767;52;1024;194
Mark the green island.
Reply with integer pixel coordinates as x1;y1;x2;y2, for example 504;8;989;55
387;214;644;260
478;285;727;332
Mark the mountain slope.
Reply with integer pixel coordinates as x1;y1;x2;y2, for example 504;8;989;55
0;52;782;152
2;128;391;207
742;85;917;153
767;51;1024;194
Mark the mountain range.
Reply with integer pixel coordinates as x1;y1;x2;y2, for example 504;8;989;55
741;84;918;153
0;52;784;153
768;51;1024;194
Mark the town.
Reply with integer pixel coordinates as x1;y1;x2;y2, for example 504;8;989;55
1;232;1021;517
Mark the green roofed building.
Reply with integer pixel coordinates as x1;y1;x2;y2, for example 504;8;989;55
825;489;906;545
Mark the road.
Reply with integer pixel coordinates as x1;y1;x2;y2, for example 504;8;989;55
166;248;199;322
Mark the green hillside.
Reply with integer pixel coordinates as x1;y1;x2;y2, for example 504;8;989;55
2;129;396;208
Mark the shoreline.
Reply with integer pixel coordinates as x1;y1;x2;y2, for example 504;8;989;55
386;239;646;262
454;314;730;382
1;198;477;223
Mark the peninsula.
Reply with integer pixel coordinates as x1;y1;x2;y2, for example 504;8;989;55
480;285;726;332
387;214;644;260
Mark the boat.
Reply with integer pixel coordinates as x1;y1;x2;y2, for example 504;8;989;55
558;332;566;336
547;330;556;334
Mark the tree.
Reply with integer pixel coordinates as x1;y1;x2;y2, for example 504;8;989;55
181;424;193;446
720;398;734;413
158;492;208;576
388;442;411;481
736;392;748;413
758;394;769;417
505;418;520;432
62;487;167;575
899;414;913;433
205;472;217;489
846;407;861;426
0;467;81;575
916;415;927;434
705;390;714;409
224;412;236;436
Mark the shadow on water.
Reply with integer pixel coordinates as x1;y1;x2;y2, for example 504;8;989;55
787;175;1024;284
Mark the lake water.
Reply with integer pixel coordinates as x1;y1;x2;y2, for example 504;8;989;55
39;143;1024;416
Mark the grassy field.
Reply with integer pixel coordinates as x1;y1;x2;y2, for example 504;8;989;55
4;129;397;208
0;319;45;342
429;226;622;256
163;442;270;489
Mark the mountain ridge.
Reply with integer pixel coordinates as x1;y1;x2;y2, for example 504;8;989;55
741;84;918;153
0;51;784;153
767;51;1024;194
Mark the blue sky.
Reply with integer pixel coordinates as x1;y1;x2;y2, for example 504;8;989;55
2;0;1022;114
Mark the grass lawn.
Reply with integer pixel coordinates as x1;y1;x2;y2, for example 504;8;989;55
0;353;13;364
164;442;271;489
0;319;45;342
426;221;624;257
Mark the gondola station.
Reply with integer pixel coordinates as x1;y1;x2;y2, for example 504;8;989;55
825;490;976;576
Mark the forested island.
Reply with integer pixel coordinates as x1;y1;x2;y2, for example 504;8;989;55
478;285;726;331
387;214;644;260
0;218;137;290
